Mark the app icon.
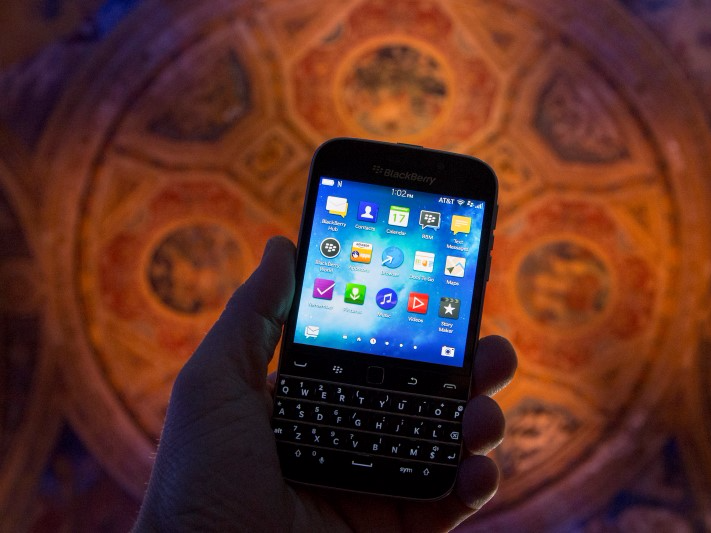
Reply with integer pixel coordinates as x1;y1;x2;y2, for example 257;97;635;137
419;210;441;230
441;346;455;357
376;288;398;310
320;237;341;258
381;246;404;268
304;325;320;338
388;205;410;227
344;283;366;305
357;201;379;222
438;297;461;319
413;251;435;273
350;241;373;263
326;196;348;217
407;292;429;314
313;278;336;300
451;215;471;235
444;256;466;277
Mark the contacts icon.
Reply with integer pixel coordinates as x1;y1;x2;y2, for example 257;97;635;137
357;201;379;222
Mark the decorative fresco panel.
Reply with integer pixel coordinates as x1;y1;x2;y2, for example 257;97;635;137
1;0;711;530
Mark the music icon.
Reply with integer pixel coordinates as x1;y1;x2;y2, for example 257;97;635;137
375;288;398;310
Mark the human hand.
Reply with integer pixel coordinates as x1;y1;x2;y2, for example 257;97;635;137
134;236;517;532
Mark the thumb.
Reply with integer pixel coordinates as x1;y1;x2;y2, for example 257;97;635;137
186;236;296;390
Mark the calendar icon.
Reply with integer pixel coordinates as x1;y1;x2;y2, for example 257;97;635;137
388;205;410;227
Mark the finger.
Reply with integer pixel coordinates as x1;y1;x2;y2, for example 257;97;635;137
455;454;500;510
187;236;295;389
462;395;505;455
266;371;277;396
473;335;517;397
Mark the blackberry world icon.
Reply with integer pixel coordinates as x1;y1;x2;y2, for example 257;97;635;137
320;237;341;258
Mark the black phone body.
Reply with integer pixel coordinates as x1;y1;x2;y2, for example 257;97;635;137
272;138;498;500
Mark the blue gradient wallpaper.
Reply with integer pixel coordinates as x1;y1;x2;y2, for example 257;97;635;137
294;177;486;367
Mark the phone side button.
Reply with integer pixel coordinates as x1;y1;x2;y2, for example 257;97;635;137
396;142;423;148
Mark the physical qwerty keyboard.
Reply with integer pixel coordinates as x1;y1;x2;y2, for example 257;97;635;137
272;375;466;496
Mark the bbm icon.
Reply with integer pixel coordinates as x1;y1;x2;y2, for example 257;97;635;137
419;210;441;230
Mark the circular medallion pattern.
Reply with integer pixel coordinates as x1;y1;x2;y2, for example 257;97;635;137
338;43;449;137
292;0;498;146
147;223;243;315
516;240;611;328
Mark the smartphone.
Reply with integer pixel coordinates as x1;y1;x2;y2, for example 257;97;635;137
272;138;498;500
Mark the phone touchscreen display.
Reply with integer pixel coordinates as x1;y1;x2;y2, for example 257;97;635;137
293;177;486;368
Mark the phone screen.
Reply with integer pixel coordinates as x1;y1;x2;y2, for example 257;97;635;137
292;176;486;368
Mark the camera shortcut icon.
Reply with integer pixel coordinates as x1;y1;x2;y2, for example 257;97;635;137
440;346;455;357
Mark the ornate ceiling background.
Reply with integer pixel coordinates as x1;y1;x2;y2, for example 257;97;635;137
1;0;711;531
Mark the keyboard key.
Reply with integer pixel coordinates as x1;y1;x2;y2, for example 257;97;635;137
352;388;372;408
373;391;392;410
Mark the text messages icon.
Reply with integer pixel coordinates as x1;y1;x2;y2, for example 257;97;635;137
304;325;320;338
451;215;471;235
326;196;348;217
419;210;441;230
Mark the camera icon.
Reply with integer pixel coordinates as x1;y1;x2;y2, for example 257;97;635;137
440;346;455;357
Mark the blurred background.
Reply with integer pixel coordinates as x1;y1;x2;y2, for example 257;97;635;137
1;0;710;531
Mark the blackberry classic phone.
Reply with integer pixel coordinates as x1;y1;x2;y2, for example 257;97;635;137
272;138;498;500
